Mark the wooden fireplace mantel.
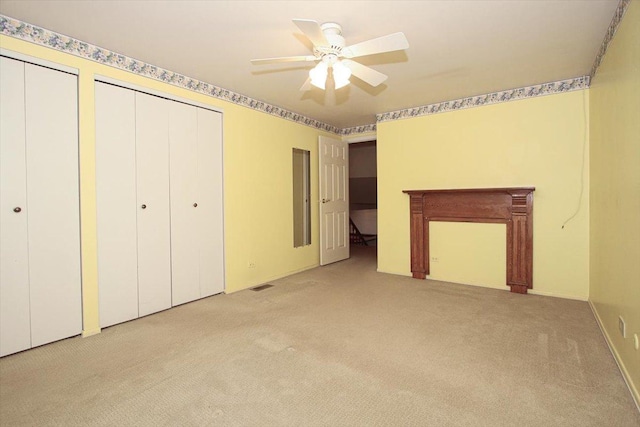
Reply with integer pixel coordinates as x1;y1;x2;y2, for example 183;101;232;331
403;187;535;294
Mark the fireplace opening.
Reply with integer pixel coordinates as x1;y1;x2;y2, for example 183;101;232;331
427;222;506;289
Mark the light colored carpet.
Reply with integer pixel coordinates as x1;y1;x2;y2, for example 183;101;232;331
1;246;638;426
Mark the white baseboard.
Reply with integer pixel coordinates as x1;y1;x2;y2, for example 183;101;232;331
589;300;640;412
228;263;320;294
528;289;588;301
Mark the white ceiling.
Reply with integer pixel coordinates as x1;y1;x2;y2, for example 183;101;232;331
0;0;619;129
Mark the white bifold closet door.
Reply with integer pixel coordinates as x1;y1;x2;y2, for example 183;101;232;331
95;83;138;328
135;93;172;316
96;81;224;326
95;83;171;328
0;57;81;357
195;108;224;299
169;103;224;306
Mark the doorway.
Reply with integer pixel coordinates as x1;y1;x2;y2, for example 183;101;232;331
348;140;377;247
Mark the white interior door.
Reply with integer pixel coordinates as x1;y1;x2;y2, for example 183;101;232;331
319;136;349;265
24;63;81;348
136;93;172;316
196;108;225;297
0;57;31;356
169;101;200;306
95;82;139;328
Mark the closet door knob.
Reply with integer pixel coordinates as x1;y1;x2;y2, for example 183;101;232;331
141;204;147;209
13;207;22;213
193;203;198;208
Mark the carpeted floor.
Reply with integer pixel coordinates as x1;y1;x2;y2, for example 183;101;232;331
1;246;638;426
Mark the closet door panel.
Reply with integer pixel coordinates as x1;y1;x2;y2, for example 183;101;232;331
197;108;225;297
169;102;200;306
95;83;139;328
135;93;172;316
0;57;31;356
24;64;82;347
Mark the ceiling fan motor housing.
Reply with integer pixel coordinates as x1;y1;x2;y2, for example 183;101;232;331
314;22;345;61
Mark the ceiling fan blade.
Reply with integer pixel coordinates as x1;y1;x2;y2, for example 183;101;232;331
251;55;317;65
342;59;388;87
342;32;409;58
293;19;329;47
300;77;312;91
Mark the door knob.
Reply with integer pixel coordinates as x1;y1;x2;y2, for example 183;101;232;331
193;203;198;207
13;207;22;213
141;204;147;209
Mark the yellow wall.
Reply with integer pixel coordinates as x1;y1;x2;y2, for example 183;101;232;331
377;90;590;300
428;222;506;289
0;35;330;336
589;0;640;404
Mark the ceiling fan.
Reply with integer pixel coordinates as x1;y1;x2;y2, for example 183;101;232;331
251;19;409;91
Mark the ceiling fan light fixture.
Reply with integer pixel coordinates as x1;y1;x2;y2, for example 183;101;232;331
333;61;352;89
309;62;328;89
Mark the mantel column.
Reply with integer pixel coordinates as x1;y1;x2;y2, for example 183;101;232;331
409;193;427;279
506;190;534;293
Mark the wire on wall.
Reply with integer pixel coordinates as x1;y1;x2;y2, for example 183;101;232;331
561;88;588;229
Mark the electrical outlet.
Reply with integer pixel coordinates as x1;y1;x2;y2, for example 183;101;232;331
431;257;439;262
618;316;626;338
247;262;256;269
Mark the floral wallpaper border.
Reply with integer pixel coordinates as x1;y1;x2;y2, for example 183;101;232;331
0;15;341;135
376;76;590;123
590;0;631;80
0;2;630;136
340;124;377;136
